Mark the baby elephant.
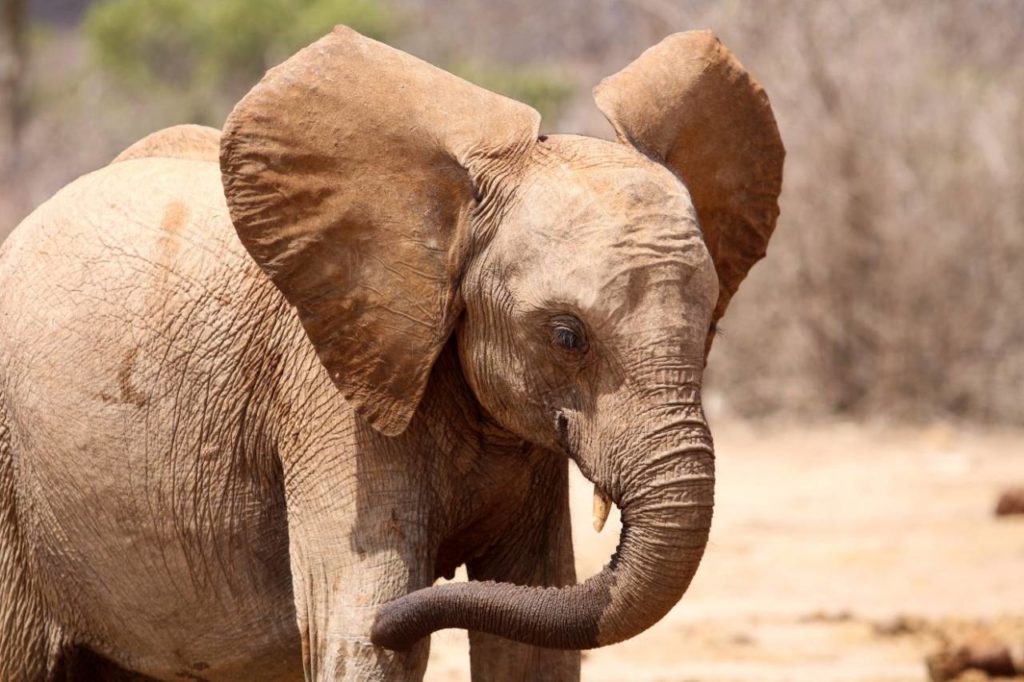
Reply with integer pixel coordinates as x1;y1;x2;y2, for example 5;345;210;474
0;26;782;681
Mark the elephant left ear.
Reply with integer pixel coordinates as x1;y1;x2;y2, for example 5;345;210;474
221;27;540;437
593;30;785;324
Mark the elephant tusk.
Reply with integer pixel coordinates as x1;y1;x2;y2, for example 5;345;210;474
592;484;612;533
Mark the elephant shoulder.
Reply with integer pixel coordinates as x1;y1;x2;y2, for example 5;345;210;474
111;124;221;165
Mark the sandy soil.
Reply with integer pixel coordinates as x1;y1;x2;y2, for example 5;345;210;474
424;420;1024;681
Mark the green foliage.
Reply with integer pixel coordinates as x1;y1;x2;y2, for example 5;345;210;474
84;0;394;93
450;61;574;123
82;0;575;128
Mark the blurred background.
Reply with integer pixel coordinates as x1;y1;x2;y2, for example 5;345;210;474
1;1;1021;680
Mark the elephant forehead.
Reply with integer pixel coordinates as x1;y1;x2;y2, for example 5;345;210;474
502;152;708;290
514;139;702;249
491;192;713;331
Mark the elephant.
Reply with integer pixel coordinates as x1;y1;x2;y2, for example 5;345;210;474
0;25;783;682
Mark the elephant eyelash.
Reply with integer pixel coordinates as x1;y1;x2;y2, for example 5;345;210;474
549;314;589;355
709;321;724;337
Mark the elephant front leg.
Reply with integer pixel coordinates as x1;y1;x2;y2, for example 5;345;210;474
466;455;581;682
283;448;433;681
288;539;431;681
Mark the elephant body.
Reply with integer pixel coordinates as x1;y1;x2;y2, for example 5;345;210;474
1;151;303;679
0;138;575;679
0;26;783;682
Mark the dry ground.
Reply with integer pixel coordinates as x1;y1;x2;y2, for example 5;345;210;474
425;420;1024;681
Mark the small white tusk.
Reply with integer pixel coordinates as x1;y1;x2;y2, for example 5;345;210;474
592;484;612;533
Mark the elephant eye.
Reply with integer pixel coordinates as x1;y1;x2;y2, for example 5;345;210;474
555;327;579;349
550;314;588;354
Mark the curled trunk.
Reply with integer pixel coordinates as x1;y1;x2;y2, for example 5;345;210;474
371;419;714;650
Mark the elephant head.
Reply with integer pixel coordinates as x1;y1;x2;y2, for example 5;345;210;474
220;27;783;651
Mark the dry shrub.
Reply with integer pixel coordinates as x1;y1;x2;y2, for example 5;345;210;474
3;0;1022;424
694;1;1024;423
341;0;1024;424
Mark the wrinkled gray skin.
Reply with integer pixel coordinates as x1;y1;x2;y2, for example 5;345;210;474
0;135;709;681
0;146;578;680
0;27;781;682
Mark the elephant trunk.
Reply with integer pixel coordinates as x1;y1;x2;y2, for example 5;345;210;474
370;404;714;650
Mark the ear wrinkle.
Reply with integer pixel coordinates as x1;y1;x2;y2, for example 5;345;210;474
442;205;474;324
463;151;532;263
221;26;542;436
592;30;784;325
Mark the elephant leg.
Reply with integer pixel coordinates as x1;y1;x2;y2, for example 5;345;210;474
1;398;136;682
466;455;580;682
0;399;52;682
281;445;433;681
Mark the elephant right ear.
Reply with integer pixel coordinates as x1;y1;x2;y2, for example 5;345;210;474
593;31;784;326
221;26;540;436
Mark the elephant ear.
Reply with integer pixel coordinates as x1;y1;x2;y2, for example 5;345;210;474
221;26;540;436
593;30;784;323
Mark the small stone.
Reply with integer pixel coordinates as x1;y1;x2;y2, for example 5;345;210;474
995;488;1024;517
927;633;1019;681
728;631;756;646
875;615;928;637
927;647;970;681
801;609;853;623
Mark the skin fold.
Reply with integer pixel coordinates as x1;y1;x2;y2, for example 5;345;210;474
0;27;782;682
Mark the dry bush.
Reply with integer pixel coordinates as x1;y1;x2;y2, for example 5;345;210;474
399;0;1024;423
696;0;1024;423
2;0;1021;424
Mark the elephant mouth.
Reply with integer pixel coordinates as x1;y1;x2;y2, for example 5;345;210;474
592;484;614;532
556;410;616;532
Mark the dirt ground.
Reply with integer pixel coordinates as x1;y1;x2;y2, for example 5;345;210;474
424;420;1024;681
